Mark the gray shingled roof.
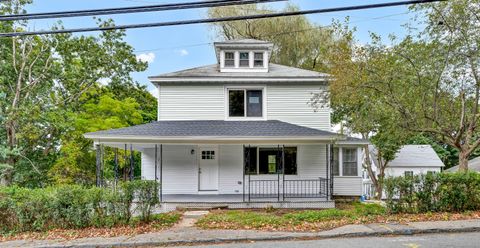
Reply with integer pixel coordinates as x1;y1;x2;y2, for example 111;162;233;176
148;63;329;81
445;156;480;172
370;145;445;168
84;120;339;139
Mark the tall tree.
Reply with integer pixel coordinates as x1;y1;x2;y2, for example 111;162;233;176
0;1;148;185
208;4;340;72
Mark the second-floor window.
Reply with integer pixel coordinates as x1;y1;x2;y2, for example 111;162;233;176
228;89;263;118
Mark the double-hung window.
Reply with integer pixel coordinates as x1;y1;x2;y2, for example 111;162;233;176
228;89;263;118
254;52;264;67
239;52;250;67
342;148;358;176
224;52;235;67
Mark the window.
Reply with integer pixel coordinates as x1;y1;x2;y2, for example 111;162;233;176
332;147;340;176
404;171;414;177
342;148;358;176
201;150;215;160
244;147;297;175
224;52;235;67
228;89;263;118
239;52;249;67
254;52;264;67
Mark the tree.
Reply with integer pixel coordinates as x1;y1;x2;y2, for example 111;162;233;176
0;1;148;185
49;90;144;185
208;4;341;72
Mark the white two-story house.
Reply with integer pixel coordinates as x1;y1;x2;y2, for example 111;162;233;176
85;39;368;210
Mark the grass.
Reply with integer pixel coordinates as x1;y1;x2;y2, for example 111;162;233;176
196;203;480;232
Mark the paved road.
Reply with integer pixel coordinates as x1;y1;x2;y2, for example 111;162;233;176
171;232;480;248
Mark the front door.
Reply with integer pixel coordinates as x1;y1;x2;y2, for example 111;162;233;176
198;146;219;191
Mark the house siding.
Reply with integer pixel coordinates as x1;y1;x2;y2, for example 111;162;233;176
385;166;442;178
141;144;330;195
333;177;363;196
158;84;225;121
157;83;330;131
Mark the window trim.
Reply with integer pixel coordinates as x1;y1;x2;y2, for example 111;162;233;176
333;146;360;177
224;51;235;68
225;85;266;120
245;146;298;175
253;52;265;68
239;51;250;68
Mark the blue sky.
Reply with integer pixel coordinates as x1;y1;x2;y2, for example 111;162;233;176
25;0;414;94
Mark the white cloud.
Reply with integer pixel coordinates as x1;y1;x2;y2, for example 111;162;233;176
149;88;158;99
98;78;111;86
136;52;156;63
176;49;189;56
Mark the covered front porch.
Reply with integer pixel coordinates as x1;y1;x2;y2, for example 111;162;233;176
84;120;366;209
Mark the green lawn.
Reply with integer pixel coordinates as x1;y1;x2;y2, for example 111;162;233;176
196;202;386;231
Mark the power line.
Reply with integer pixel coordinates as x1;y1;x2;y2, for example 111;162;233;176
132;12;410;53
0;0;445;38
0;0;285;21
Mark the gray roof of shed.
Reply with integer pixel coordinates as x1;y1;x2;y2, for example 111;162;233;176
445;156;480;172
84;120;339;139
370;145;445;168
148;63;329;81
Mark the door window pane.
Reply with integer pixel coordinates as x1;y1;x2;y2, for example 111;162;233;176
229;90;245;117
246;90;263;117
342;148;358;176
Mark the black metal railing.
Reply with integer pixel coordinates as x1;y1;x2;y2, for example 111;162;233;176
283;178;329;198
246;177;330;201
248;179;280;200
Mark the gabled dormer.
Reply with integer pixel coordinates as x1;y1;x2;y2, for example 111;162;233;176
214;39;273;73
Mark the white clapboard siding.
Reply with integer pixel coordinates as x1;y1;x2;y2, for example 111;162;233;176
157;83;331;131
218;145;243;194
267;84;330;130
158;84;225;120
385;166;442;178
333;177;363;196
141;144;331;195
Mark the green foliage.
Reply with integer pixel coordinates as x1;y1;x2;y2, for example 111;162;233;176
0;180;162;234
384;172;480;214
197;203;385;228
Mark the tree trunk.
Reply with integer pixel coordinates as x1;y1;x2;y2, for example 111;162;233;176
458;149;469;172
2;121;17;185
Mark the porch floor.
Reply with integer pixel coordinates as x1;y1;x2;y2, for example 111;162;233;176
162;194;329;203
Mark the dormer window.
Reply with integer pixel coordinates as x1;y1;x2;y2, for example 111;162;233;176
254;52;264;67
224;52;235;67
239;52;250;67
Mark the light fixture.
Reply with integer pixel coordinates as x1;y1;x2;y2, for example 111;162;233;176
191;149;195;155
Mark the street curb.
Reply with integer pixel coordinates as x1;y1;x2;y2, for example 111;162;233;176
31;226;480;248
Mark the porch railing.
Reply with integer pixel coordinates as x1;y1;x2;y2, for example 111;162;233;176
283;178;329;198
247;177;330;201
248;179;280;200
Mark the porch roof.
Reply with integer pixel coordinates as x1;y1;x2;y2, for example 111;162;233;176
84;120;347;144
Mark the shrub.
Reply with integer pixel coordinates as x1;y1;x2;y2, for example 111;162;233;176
0;180;162;234
384;172;480;213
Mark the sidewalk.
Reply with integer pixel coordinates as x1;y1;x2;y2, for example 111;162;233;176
2;219;480;248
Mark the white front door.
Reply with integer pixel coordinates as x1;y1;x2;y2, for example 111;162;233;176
198;146;219;191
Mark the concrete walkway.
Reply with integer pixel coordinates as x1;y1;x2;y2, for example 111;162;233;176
2;219;480;248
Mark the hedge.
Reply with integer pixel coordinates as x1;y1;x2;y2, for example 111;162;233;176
0;180;160;234
384;172;480;213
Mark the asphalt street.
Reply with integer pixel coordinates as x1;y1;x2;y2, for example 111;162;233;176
171;232;480;248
